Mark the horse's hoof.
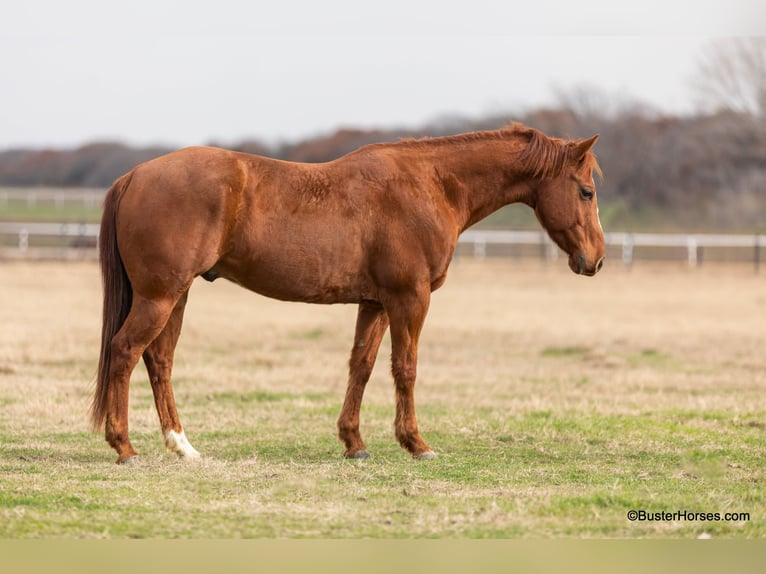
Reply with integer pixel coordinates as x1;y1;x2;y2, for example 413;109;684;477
345;450;370;460
165;429;200;460
415;451;437;461
117;455;139;466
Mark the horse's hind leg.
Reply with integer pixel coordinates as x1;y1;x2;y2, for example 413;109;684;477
105;294;179;463
337;301;389;459
142;290;200;460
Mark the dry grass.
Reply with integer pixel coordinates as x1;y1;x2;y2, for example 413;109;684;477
0;258;764;538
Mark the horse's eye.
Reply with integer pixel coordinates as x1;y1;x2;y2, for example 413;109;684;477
579;187;594;200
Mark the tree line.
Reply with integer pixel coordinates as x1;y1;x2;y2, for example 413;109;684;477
1;107;764;231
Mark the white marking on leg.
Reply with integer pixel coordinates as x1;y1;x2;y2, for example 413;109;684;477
164;429;201;460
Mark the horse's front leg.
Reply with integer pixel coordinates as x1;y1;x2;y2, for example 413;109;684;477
383;287;436;460
337;301;389;458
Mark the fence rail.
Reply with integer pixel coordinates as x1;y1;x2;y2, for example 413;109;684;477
1;223;764;270
455;230;765;270
0;222;100;259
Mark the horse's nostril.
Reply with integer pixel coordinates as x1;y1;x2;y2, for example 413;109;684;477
595;257;604;272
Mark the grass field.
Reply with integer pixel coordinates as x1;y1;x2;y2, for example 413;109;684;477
0;258;764;538
0;189;103;223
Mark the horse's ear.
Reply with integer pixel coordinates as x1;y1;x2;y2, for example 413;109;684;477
571;134;599;162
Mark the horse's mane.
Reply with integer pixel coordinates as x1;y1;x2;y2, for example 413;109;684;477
514;125;570;180
516;125;603;181
372;123;600;181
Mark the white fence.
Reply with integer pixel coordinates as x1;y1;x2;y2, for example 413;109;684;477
0;222;100;259
1;223;764;270
456;230;765;270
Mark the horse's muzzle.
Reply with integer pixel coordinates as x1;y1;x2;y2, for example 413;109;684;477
571;254;605;276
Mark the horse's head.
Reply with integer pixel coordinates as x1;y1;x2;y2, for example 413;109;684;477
531;134;605;276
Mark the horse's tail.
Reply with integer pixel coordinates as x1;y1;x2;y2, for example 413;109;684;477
91;172;134;431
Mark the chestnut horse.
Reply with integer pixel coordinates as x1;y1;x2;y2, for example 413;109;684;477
91;123;604;464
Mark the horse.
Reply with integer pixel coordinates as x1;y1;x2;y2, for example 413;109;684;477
90;123;604;464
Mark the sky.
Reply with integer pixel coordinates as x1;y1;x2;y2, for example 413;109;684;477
2;0;765;149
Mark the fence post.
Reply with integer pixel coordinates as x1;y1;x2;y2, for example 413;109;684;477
19;228;28;252
622;235;634;268
473;237;486;258
547;240;559;262
687;237;698;267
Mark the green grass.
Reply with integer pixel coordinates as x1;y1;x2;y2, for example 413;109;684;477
541;346;590;357
205;390;331;404
0;202;102;223
1;403;763;538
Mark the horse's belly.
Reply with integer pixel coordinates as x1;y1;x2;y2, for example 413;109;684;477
214;248;372;304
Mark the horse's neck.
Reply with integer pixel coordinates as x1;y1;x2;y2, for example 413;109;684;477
426;141;534;231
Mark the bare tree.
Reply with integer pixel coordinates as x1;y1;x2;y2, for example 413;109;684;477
553;83;616;120
693;37;766;117
553;84;657;123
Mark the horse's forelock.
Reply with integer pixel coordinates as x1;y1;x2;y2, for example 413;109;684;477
587;153;604;182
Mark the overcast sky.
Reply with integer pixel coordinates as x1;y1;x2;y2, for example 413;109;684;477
2;0;764;149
